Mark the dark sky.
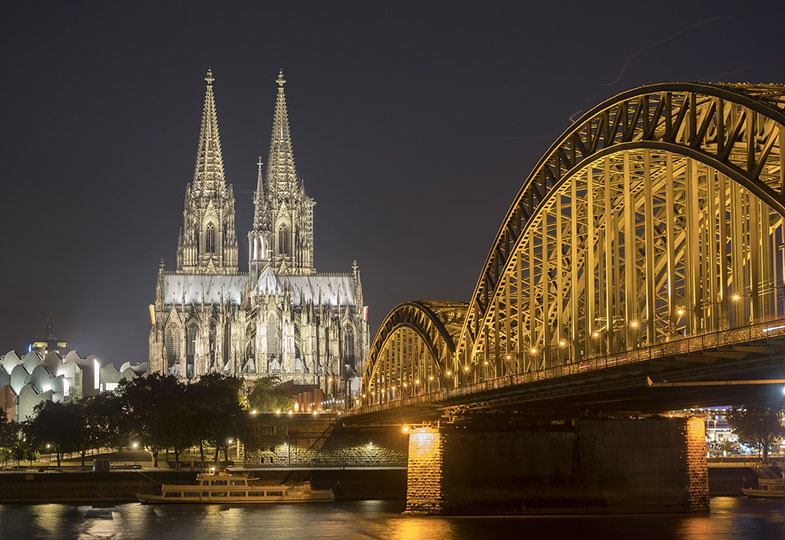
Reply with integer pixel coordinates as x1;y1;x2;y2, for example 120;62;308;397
1;1;784;366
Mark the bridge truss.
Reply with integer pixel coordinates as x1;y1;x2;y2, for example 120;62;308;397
361;83;785;407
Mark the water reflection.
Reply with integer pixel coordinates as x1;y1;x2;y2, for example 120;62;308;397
1;497;784;540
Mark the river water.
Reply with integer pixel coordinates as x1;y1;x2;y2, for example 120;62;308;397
1;497;784;540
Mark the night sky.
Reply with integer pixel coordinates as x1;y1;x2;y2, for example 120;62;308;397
1;1;784;366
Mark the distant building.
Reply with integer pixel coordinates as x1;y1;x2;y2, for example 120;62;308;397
148;70;370;396
0;320;147;421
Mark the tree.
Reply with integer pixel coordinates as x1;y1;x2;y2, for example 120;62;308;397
248;376;294;413
24;401;82;468
0;408;20;468
727;403;785;463
74;394;126;467
191;374;247;464
118;374;185;467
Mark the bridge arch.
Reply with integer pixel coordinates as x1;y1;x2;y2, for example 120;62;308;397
361;301;467;404
361;82;785;405
455;82;785;381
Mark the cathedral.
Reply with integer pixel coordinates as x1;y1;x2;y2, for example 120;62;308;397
149;69;369;394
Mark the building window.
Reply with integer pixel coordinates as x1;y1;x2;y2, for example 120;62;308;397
209;323;217;370
205;223;216;254
186;324;197;378
165;327;181;369
278;226;289;255
343;326;355;367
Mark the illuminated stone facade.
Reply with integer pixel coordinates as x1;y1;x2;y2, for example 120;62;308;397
149;70;369;392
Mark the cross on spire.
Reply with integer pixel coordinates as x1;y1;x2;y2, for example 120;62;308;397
205;67;215;85
277;69;286;88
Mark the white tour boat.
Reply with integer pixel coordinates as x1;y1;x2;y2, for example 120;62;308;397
136;471;334;504
742;478;785;498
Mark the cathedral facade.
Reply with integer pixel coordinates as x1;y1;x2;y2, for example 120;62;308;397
149;70;369;393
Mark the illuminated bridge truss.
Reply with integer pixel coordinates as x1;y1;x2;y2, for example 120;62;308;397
362;83;785;406
361;301;466;403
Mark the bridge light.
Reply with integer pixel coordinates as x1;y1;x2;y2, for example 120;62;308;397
463;366;470;372
558;340;567;348
446;370;452;376
288;410;293;416
732;294;741;302
402;426;409;433
415;379;420;385
676;308;685;316
630;321;639;328
250;409;258;415
530;347;537;355
362;394;366;398
275;409;282;415
592;331;600;338
392;385;396;391
483;361;489;366
505;354;511;360
428;375;434;381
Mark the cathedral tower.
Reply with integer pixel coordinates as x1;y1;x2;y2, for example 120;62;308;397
177;69;239;274
249;70;315;277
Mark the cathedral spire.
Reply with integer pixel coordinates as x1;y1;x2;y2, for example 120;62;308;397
194;67;226;190
266;69;297;188
253;155;264;229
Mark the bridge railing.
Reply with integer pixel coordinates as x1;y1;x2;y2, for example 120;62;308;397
351;317;785;415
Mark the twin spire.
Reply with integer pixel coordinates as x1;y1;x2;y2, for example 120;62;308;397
194;67;297;195
193;68;225;189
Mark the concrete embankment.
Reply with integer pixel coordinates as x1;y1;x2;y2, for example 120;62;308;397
0;468;406;503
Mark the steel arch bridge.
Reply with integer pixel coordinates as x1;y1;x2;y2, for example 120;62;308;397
361;82;785;409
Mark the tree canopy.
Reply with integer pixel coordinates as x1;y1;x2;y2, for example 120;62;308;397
248;376;295;413
726;402;785;463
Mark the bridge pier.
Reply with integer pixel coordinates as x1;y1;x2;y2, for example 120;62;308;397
405;416;708;515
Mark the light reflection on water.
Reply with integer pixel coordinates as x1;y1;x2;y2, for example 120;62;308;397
0;497;784;540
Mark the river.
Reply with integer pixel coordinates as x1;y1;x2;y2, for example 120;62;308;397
1;497;784;539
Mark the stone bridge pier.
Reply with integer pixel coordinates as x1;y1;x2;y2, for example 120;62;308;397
405;416;708;515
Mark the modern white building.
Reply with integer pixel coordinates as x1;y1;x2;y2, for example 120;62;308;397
0;349;146;422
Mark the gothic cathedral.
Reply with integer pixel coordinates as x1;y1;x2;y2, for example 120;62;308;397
149;70;370;394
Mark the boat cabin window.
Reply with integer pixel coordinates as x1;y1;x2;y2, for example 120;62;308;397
212;492;227;497
165;492;182;497
266;490;283;496
230;480;246;485
183;491;200;497
248;491;264;496
212;480;228;486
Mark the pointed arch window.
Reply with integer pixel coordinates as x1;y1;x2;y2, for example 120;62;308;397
278;225;289;255
205;223;216;254
165;326;181;370
186;323;198;378
343;325;355;368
